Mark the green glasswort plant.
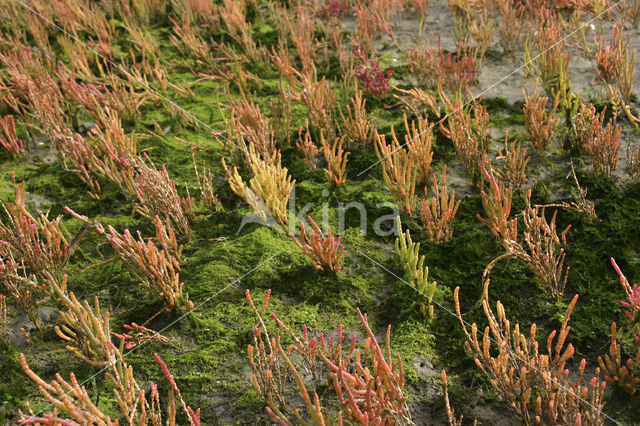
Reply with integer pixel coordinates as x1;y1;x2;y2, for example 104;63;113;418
395;217;437;317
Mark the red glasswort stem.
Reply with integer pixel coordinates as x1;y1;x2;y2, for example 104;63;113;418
290;215;344;272
611;257;627;284
154;353;176;387
352;43;393;99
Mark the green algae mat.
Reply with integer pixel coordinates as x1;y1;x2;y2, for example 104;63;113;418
2;1;640;424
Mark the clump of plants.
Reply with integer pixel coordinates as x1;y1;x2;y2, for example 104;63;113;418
455;282;607;425
352;43;393;99
246;289;410;424
2;0;640;424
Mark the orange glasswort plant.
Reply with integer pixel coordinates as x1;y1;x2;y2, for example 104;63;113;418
219;0;265;63
354;0;396;53
599;321;640;395
54;293;117;367
0;252;40;332
440;91;491;185
393;87;441;118
284;7;320;79
192;153;222;212
340;87;374;148
19;297;200;425
0;179;69;284
58;67;149;122
624;0;640;32
420;165;461;244
169;13;213;69
53;109;129;198
587;119;622;178
296;121;320;170
375;130;418;215
322;133;349;186
246;289;410;425
524;16;571;98
374;115;433;213
495;132;529;192
0;178;80;329
566;99;601;154
523;82;560;154
594;23;626;84
442;370;467;426
65;208;193;313
408;34;482;95
477;159;515;249
594;22;636;101
319;309;410;424
598;258;640;394
468;7;494;51
291;216;344;272
402;115;435;186
228;88;276;162
496;0;525;55
0;114;25;157
478;162;570;297
455;282;607;425
538;160;596;220
273;54;337;139
134;154;194;240
113;321;174;351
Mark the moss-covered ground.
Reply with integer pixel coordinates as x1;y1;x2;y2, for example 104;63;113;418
2;2;640;424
